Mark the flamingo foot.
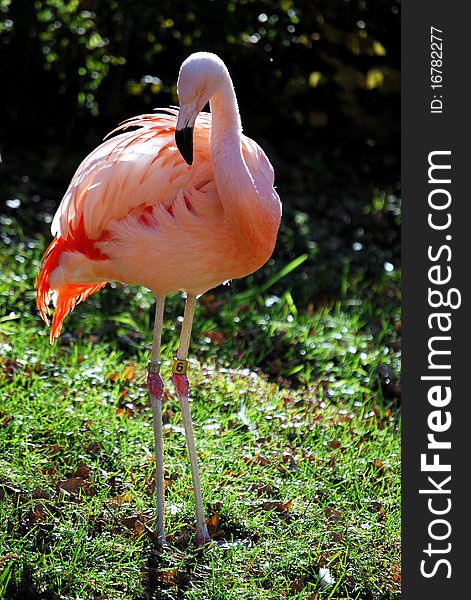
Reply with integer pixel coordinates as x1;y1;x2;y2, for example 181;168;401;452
196;526;212;547
152;533;168;551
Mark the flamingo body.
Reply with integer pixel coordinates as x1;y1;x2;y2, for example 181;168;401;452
37;109;280;341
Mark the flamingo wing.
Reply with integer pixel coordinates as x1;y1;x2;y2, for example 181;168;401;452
52;109;212;241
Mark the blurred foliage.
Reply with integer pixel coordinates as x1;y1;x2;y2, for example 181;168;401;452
0;0;400;303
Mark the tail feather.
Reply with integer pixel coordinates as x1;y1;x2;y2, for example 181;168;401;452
36;236;107;343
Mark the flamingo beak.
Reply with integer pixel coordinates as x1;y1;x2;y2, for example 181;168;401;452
175;106;197;165
175;126;194;166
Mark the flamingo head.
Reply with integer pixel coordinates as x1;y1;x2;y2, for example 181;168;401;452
175;52;226;165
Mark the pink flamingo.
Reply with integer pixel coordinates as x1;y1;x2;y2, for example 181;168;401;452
36;52;281;546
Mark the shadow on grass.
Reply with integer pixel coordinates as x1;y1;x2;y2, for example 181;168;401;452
141;512;254;599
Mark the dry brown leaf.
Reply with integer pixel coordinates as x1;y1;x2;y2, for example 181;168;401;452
122;364;136;382
0;553;19;568
282;451;297;468
74;464;90;479
207;511;221;534
26;502;49;525
108;492;133;505
252;483;276;498
324;506;343;522
290;577;307;593
156;567;179;586
32;488;52;500
48;444;64;454
120;515;139;530
86;442;101;455
200;294;224;313
133;519;145;536
115;406;134;418
243;454;270;467
206;331;227;345
261;499;292;513
330;531;344;543
1;358;22;381
56;477;87;495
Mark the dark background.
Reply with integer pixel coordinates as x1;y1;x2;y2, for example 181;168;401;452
0;0;400;303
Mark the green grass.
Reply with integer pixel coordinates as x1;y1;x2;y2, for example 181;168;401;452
0;219;400;599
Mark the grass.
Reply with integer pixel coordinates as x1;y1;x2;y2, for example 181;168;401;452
0;218;400;599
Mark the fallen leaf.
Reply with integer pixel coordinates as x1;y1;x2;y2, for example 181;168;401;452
207;511;221;534
154;567;179;586
74;464;90;479
162;408;175;424
243;454;270;467
206;331;227;345
290;577;307;593
251;483;276;498
86;441;101;455
0;358;22;381
56;477;88;495
48;444;64;454
282;451;298;468
32;488;52;500
330;531;344;543
0;553;20;569
324;506;343;522
261;499;292;513
370;501;386;521
0;484;25;501
122;364;136;382
200;294;224;313
133;519;145;536
108;493;133;505
25;503;48;525
115;406;134;418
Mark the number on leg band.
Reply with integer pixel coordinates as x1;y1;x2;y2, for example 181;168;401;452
172;358;188;375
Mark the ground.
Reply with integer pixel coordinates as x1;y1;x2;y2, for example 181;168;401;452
0;219;400;599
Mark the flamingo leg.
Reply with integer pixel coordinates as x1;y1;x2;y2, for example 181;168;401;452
147;295;166;545
172;293;211;546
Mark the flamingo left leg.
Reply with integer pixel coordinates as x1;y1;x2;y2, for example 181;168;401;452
148;295;166;546
172;292;211;546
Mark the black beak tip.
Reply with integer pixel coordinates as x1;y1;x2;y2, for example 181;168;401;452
175;127;194;166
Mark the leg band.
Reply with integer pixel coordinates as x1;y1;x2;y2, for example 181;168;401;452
172;358;188;375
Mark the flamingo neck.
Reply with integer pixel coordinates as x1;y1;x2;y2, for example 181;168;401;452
209;74;278;257
209;73;242;145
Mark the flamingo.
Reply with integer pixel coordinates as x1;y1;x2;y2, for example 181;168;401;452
36;52;282;546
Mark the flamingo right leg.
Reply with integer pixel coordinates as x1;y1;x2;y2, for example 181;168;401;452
172;293;211;546
147;295;166;546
